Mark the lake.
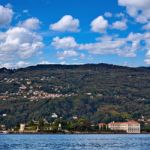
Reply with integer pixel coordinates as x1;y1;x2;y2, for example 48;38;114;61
0;134;150;150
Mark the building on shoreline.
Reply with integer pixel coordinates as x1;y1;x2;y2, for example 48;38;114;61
98;123;108;130
19;124;26;133
98;120;141;133
108;121;141;133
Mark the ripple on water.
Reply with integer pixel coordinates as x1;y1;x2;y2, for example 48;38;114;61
0;134;150;150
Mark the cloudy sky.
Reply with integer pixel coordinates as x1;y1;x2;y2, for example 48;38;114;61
0;0;150;68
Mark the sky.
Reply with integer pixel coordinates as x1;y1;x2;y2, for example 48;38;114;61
0;0;150;68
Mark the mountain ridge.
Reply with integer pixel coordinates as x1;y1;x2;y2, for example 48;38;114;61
0;63;150;127
1;63;150;73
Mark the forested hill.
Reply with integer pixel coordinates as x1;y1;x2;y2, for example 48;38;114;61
0;63;150;127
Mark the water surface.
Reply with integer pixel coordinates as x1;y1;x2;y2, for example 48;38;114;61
0;134;149;150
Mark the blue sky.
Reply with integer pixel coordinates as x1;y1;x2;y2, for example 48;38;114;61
0;0;150;68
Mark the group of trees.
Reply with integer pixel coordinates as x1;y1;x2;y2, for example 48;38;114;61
0;64;150;128
0;96;149;128
21;117;98;132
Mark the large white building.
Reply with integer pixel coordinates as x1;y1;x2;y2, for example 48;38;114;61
108;121;140;133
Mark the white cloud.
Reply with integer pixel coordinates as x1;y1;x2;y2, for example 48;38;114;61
51;32;150;63
79;33;144;57
145;44;150;64
145;47;150;64
51;36;79;60
144;59;150;64
60;61;66;65
16;61;30;68
127;32;150;64
79;38;128;56
0;62;13;69
118;0;150;9
57;50;78;60
39;60;53;65
0;5;13;27
136;15;148;24
0;27;44;62
143;23;150;30
0;5;44;67
19;18;41;30
91;16;108;33
80;53;85;59
79;32;141;57
0;61;30;69
116;13;125;18
50;15;80;32
51;36;77;50
112;20;127;30
104;12;112;18
118;0;150;23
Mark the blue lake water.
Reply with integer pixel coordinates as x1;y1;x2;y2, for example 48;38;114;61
0;134;150;150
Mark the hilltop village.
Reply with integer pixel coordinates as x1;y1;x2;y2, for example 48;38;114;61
0;77;75;101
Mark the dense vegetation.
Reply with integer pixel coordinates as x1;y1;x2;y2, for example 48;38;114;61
0;64;150;127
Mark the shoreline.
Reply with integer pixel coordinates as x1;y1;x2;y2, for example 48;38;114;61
1;131;150;135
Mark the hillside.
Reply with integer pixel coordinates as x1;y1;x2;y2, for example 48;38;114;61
0;63;150;127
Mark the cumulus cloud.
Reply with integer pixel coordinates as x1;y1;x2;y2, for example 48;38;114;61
116;13;125;18
51;32;150;63
127;32;150;64
51;36;78;60
145;47;150;64
50;15;80;32
0;61;30;69
118;0;150;23
19;18;41;30
144;59;150;64
104;12;112;18
145;43;150;64
79;39;125;56
51;36;77;50
91;16;108;33
0;62;14;69
57;50;78;60
39;60;53;65
112;20;127;30
0;27;44;62
143;23;150;30
0;5;44;68
0;5;13;27
80;32;150;58
118;0;150;10
16;61;30;68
